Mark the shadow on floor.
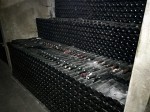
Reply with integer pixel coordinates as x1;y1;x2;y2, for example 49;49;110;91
0;60;49;112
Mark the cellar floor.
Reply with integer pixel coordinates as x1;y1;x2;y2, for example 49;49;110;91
0;60;49;112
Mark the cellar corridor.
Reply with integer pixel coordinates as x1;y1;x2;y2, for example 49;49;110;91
0;60;49;112
0;0;150;112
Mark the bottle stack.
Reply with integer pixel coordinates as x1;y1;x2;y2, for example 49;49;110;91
8;0;147;112
37;18;140;64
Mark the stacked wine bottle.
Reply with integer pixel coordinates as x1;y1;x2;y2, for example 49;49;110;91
55;0;146;24
9;38;132;112
8;0;147;111
37;18;140;64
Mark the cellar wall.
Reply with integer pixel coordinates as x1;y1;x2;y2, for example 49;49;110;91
0;0;55;42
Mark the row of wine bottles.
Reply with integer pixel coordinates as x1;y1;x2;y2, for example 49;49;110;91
37;18;140;64
55;0;146;24
8;38;131;112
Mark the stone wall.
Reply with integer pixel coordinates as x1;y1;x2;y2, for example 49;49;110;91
0;0;55;42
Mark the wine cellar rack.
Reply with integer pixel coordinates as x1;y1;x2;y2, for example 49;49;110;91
8;0;147;111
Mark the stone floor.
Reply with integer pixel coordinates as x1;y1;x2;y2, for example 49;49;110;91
0;60;49;112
